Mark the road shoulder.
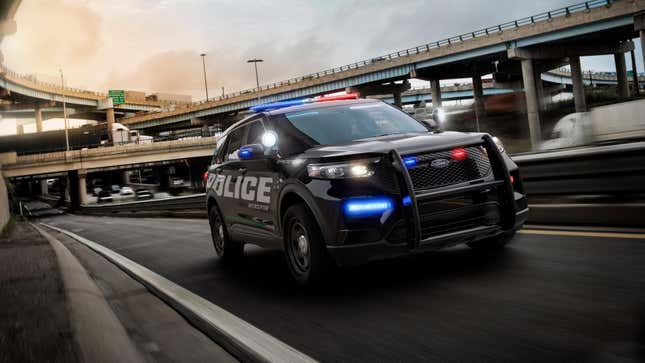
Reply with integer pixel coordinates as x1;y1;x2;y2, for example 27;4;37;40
36;223;238;363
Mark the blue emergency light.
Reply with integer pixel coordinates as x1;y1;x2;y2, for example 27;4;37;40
343;197;393;217
250;93;359;113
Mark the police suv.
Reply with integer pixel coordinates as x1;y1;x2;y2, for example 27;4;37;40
205;94;527;285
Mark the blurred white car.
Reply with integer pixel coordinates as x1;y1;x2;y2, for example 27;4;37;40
119;186;134;196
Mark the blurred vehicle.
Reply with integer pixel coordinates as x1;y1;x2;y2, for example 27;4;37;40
154;192;172;199
119;186;134;196
97;190;113;203
135;189;153;200
171;177;186;187
110;184;121;193
92;187;103;196
541;99;645;150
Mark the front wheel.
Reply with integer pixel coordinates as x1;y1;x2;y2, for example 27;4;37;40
467;230;516;251
283;204;335;285
209;205;243;263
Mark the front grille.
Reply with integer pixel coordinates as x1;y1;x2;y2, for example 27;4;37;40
407;146;491;191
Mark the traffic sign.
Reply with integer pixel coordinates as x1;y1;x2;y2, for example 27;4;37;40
108;90;125;104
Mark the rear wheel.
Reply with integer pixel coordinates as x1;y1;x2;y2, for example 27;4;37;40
209;205;243;262
283;204;334;285
467;231;516;251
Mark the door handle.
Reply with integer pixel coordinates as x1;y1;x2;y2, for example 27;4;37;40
238;167;247;174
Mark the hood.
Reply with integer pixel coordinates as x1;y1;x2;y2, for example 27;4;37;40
299;131;489;159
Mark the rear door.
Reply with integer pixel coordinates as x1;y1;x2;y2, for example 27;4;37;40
210;126;246;233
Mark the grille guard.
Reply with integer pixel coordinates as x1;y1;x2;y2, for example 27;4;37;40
390;134;516;249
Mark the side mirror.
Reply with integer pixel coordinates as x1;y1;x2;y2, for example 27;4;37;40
238;144;265;160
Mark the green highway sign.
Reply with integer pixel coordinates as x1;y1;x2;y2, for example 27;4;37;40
108;90;125;104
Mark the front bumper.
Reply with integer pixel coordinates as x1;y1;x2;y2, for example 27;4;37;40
328;194;528;266
325;135;527;266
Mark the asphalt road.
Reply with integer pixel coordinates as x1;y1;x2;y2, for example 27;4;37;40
41;214;645;362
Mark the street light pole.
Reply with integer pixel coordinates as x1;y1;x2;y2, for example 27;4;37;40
59;69;69;152
247;58;263;102
200;53;209;101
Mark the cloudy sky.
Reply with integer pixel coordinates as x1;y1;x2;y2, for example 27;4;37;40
2;0;639;104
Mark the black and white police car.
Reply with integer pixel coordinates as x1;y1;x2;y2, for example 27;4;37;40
204;94;527;285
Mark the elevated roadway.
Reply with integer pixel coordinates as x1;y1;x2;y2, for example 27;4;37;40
119;0;645;135
0;137;216;179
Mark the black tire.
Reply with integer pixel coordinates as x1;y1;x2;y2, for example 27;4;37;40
208;205;243;262
283;204;335;285
467;230;516;251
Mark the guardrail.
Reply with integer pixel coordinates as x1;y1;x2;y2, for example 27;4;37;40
77;141;645;227
81;194;206;215
512;141;645;197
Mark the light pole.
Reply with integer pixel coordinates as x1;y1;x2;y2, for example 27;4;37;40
247;58;263;102
59;69;70;152
200;53;209;101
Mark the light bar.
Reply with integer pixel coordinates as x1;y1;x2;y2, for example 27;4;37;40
251;93;360;113
250;99;308;112
343;197;393;217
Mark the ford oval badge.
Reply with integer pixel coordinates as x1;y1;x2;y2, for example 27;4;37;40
431;158;450;168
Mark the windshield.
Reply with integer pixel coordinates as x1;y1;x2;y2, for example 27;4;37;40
284;103;428;145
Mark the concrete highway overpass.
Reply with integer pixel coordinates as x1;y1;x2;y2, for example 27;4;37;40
0;137;217;206
118;0;645;151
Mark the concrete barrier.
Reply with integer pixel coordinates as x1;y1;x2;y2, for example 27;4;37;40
0;166;10;231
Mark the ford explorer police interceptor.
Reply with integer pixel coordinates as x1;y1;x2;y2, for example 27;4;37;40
204;94;527;285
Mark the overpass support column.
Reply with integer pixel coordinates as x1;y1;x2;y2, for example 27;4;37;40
430;80;442;108
68;170;80;210
78;170;88;205
570;56;587;113
472;72;484;132
614;52;629;98
520;59;542;149
35;105;43;132
106;108;116;143
393;89;403;109
630;46;639;96
40;180;48;196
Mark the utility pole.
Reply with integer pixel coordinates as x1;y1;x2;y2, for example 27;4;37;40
247;58;263;102
59;69;69;152
221;86;225;98
200;53;209;101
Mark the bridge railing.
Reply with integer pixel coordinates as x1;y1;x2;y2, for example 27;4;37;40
188;0;614;105
0;64;107;100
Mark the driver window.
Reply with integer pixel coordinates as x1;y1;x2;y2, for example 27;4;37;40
246;121;265;145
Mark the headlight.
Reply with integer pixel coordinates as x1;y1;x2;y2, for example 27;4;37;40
307;158;379;179
492;136;505;153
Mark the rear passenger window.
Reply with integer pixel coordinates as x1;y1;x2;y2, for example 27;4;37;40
224;127;244;161
212;136;227;164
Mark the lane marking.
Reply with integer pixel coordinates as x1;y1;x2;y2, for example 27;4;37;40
519;229;645;240
40;223;317;363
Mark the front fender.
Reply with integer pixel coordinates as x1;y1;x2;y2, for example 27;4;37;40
278;180;333;244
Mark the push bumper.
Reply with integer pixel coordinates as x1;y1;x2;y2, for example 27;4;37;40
327;135;528;267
